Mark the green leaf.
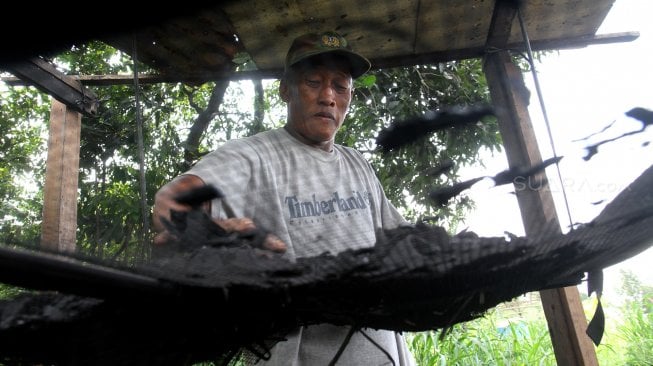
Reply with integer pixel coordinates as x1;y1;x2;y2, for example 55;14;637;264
355;74;377;88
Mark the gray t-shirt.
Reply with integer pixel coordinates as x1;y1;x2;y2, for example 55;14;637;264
188;127;415;365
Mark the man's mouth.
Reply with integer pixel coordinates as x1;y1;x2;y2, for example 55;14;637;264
314;112;335;120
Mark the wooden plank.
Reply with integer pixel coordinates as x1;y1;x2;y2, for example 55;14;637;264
540;287;600;365
41;99;81;253
483;50;599;366
486;0;518;48
59;106;82;249
1;69;282;86
483;1;598;363
41;100;66;251
0;245;172;298
0;32;637;87
5;58;99;117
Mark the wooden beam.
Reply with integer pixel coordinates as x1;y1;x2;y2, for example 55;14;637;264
482;2;598;365
0;245;172;298
486;0;518;48
5;57;99;116
41;99;81;253
358;32;638;71
1;68;283;86
483;50;599;366
0;32;638;87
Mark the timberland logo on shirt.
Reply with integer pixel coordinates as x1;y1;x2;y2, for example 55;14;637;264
285;191;372;219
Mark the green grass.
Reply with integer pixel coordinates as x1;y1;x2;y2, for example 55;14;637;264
407;272;653;366
407;309;556;366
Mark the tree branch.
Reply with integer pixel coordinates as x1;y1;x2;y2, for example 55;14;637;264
183;80;230;170
182;86;203;115
247;79;265;136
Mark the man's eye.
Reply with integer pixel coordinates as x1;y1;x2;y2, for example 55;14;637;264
335;84;350;93
306;80;320;87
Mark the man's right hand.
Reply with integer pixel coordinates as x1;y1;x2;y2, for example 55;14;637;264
152;174;286;253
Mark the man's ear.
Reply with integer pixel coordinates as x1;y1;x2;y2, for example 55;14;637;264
279;79;290;103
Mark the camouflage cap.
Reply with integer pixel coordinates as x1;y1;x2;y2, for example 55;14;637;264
284;31;371;78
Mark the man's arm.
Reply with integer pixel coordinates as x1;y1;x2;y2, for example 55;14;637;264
152;174;286;252
153;174;206;245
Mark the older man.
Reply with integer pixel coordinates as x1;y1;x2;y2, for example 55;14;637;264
153;31;415;365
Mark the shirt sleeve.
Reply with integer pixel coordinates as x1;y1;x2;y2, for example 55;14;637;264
185;139;255;219
355;150;409;229
376;178;410;229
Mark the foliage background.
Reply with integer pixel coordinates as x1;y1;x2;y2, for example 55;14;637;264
0;42;500;262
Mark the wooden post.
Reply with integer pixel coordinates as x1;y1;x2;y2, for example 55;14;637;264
41;99;81;253
483;51;598;365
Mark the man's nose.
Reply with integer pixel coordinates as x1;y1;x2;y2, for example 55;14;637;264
318;85;336;106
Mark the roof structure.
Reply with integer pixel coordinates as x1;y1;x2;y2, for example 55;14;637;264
102;0;619;80
2;0;622;82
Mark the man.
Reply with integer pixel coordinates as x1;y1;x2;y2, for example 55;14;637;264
153;31;415;365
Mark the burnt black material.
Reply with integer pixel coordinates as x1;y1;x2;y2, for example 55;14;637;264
376;105;494;152
1;165;652;365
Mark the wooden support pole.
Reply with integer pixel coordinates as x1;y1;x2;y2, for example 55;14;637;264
483;50;598;366
41;99;81;253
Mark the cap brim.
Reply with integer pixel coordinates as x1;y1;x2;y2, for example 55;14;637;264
288;49;371;78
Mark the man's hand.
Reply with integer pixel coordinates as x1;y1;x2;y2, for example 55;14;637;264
153;175;286;253
215;217;286;253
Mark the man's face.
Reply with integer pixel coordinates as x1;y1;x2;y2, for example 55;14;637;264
281;57;353;150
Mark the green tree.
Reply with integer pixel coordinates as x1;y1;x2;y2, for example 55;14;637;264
0;85;48;246
344;62;500;224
